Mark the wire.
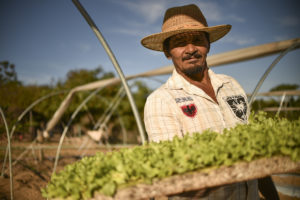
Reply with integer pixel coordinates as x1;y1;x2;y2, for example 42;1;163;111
1;90;67;177
0;107;14;199
248;42;300;107
52;87;103;174
71;0;146;144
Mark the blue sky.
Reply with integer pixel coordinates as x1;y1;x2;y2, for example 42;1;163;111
0;0;299;94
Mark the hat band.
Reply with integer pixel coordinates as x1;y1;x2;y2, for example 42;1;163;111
162;22;206;32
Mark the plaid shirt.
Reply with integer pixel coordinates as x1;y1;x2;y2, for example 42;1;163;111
144;68;249;142
144;68;258;199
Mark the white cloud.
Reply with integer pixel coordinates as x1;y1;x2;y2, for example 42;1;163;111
78;43;92;53
112;27;151;38
273;35;291;42
222;35;255;46
108;0;166;37
19;73;53;85
228;15;245;23
111;1;246;38
225;0;243;8
147;49;164;57
59;41;92;53
278;16;299;27
121;0;167;24
113;28;142;37
197;2;245;23
197;2;223;22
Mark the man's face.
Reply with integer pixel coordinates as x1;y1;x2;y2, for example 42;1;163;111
168;31;210;77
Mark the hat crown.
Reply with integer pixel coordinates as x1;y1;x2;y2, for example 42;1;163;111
141;4;231;51
162;4;208;32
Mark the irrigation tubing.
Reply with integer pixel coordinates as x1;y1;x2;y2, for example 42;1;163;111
52;87;104;174
72;0;146;144
145;76;166;84
0;107;14;199
79;94;128;155
1;90;67;177
93;87;124;130
276;92;286;116
97;91;126;132
248;42;300;107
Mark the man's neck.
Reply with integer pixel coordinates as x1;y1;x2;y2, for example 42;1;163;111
178;67;218;103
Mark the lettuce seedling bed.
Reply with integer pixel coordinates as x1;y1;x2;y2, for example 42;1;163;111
43;113;300;200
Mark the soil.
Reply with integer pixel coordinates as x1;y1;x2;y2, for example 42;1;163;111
0;157;75;200
0;135;126;200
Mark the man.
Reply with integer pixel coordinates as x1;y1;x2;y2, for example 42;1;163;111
141;4;258;199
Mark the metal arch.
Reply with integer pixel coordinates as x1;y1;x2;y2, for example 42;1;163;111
248;42;300;107
1;90;67;177
52;84;130;174
52;87;104;174
9;90;67;141
276;92;287;116
144;76;166;84
93;87;125;130
77;90;129;156
41;38;300;139
71;0;146;144
0;107;13;199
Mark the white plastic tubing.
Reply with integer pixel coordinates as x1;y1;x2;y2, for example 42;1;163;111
71;0;146;144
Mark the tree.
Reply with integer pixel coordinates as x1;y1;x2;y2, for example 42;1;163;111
0;61;19;85
63;67;103;89
251;83;300;120
0;63;153;143
270;84;299;92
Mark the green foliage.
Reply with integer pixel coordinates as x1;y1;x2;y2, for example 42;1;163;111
0;62;151;142
117;81;151;131
0;61;19;85
62;67;103;89
0;66;56;138
270;84;299;92
251;83;300;120
42;112;300;199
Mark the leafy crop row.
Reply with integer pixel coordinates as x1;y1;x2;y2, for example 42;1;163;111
42;112;300;199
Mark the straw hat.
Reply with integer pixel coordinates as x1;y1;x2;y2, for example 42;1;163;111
141;4;231;51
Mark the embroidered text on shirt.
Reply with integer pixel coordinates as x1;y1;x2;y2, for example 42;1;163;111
175;96;193;103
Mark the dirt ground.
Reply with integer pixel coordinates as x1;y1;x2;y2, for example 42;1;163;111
0;156;77;200
0;136;126;200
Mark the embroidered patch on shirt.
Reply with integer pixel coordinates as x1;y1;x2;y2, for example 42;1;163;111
181;104;197;117
224;95;247;121
175;96;193;103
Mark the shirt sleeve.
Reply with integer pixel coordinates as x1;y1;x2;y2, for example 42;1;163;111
144;93;182;143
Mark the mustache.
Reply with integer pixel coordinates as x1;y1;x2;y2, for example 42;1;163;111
182;52;202;61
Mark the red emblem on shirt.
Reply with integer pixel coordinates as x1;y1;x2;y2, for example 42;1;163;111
181;104;197;117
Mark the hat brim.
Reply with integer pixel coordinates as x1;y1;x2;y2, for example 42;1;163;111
141;24;231;51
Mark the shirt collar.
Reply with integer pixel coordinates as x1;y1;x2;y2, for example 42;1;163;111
165;69;187;90
208;69;231;93
165;68;230;91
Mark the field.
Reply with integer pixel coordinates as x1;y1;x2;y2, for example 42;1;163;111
1;134;300;200
0;136;133;200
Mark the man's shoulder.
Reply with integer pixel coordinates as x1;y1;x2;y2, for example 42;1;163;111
210;69;246;95
146;84;174;102
214;72;243;87
214;72;236;82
